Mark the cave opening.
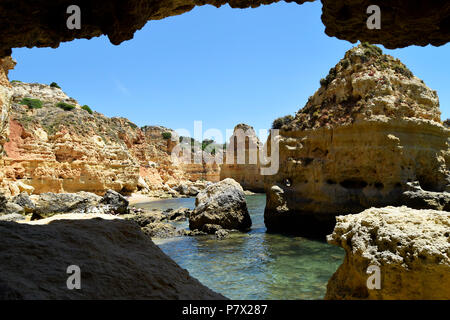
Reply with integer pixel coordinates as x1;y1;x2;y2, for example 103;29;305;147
339;179;368;189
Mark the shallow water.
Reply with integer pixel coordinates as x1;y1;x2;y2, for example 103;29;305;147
136;194;344;300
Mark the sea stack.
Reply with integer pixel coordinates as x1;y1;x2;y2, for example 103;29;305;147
263;43;450;237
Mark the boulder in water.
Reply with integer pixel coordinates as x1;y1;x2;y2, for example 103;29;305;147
189;178;251;231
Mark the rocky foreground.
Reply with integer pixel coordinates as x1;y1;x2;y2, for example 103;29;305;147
0;213;225;299
325;206;450;300
0;178;255;299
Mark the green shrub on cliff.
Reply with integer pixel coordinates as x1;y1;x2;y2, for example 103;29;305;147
81;105;93;114
161;132;172;140
20;98;43;109
320;66;337;88
361;42;383;55
392;61;413;78
50;82;61;89
57;102;75;111
272;115;294;129
201;139;214;151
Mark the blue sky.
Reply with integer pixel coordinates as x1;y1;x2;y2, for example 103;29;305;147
9;1;450;142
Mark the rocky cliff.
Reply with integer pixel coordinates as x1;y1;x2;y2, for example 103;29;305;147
220;124;265;192
264;44;450;237
0;57;15;157
0;77;217;197
325;206;450;300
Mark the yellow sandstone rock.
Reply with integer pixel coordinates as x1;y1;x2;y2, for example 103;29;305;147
263;44;450;236
325;206;450;300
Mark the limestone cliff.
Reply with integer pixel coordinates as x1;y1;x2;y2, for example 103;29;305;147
220;123;265;192
0;80;213;197
325;206;450;300
264;44;450;236
0;57;15;156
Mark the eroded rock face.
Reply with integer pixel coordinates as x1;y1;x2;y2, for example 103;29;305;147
0;57;15;156
189;178;252;231
0;81;216;197
325;206;450;300
264;44;450;236
0;214;225;299
0;0;448;58
220;124;265;192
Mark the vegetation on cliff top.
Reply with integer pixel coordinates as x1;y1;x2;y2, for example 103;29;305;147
283;43;434;131
82;105;93;114
57;102;76;111
272;115;294;129
50;82;61;89
20;98;43;109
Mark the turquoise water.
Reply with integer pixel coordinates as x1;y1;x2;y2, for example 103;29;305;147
136;194;344;300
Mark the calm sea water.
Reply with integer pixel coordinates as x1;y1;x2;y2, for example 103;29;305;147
136;194;344;300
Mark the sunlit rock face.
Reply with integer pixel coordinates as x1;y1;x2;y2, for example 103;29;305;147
0;57;15;156
1;81;140;196
0;78;225;197
263;44;450;237
220;124;265;192
0;0;448;58
325;206;450;300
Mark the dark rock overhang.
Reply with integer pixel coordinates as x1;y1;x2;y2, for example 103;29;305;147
0;0;449;57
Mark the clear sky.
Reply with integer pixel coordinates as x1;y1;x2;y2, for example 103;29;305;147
9;1;450;142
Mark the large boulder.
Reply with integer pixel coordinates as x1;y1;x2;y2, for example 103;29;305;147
325;206;450;300
401;182;450;211
12;193;35;213
1;192;26;216
142;222;180;239
165;207;191;221
189;178;251;231
3;203;25;215
0;214;225;299
100;189;129;215
0;192;7;210
35;192;102;215
126;211;166;227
